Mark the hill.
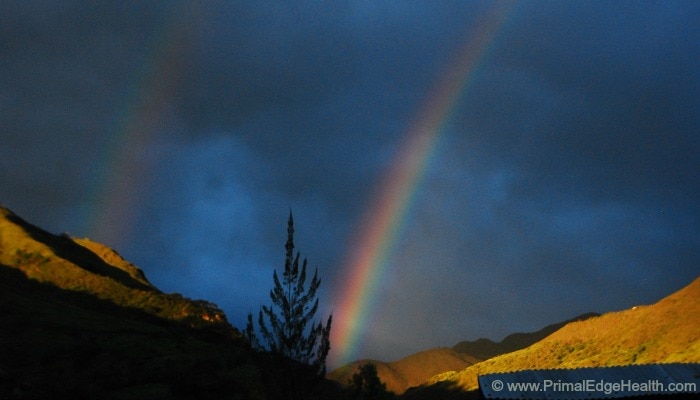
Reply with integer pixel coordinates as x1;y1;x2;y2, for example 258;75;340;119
451;312;598;360
329;313;597;394
0;206;231;331
0;205;274;398
420;276;700;393
4;203;696;399
328;348;480;394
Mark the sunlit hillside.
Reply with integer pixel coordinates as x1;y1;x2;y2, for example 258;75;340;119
328;347;480;394
0;205;273;398
0;206;230;331
329;313;597;394
450;312;598;361
423;277;700;392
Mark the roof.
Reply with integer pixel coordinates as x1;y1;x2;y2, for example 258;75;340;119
478;363;700;399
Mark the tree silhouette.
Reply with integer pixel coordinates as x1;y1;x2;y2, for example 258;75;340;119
245;211;332;378
349;363;394;400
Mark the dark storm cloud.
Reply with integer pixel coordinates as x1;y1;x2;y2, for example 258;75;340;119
0;1;175;229
457;1;700;203
1;0;698;365
354;1;700;360
179;1;479;130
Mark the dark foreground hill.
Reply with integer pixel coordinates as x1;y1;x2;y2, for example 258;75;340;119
0;205;342;399
0;264;266;399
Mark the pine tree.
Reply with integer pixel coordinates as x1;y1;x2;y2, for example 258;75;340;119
245;211;333;377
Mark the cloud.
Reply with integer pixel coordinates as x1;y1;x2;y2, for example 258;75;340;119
1;1;698;365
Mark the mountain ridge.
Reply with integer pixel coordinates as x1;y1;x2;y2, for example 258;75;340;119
2;204;696;399
451;312;599;360
0;205;231;332
0;204;360;399
328;312;598;394
418;276;700;394
328;347;480;394
0;205;274;398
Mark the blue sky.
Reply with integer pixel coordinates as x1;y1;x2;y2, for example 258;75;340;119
1;1;698;366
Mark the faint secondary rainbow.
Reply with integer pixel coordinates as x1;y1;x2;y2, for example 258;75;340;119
86;4;197;249
330;4;514;367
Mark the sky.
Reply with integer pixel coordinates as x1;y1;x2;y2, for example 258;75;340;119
1;1;699;368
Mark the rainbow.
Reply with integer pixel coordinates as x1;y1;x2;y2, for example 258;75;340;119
86;4;196;248
330;4;514;367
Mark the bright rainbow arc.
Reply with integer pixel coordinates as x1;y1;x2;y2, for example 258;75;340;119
330;4;514;368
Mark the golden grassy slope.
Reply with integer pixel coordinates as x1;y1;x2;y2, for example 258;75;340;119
72;237;153;288
451;313;598;360
328;347;480;394
428;277;700;391
0;205;231;331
